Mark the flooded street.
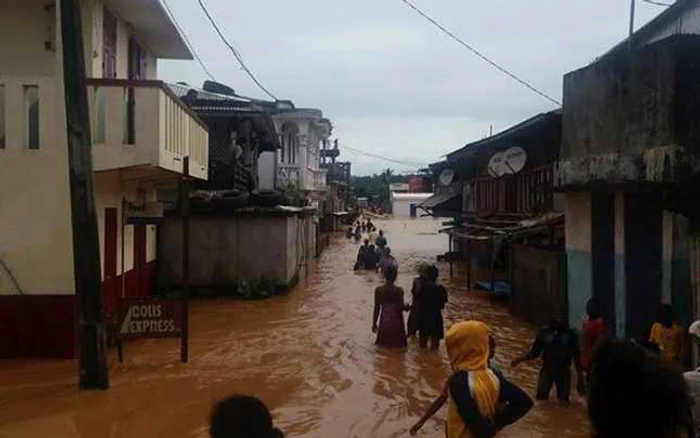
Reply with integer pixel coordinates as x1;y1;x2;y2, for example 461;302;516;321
0;219;588;438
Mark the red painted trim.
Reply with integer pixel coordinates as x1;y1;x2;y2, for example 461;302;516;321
0;295;76;359
85;78;209;131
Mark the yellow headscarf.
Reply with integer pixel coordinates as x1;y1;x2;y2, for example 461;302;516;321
445;321;500;438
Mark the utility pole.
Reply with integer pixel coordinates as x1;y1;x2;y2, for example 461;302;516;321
629;0;636;52
60;0;109;389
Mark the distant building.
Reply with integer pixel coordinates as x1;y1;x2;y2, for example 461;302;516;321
409;176;430;193
391;192;433;219
389;183;409;193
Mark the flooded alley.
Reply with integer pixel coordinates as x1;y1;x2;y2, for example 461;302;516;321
0;219;588;438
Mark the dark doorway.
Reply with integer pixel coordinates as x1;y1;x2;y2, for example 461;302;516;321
133;224;147;298
625;192;662;339
591;192;616;331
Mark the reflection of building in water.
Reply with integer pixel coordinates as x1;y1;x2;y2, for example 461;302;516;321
390;192;433;219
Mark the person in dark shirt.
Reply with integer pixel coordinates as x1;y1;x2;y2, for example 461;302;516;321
354;239;369;270
376;230;388;250
363;244;380;270
410;321;532;437
512;317;584;403
587;339;693;438
417;265;448;350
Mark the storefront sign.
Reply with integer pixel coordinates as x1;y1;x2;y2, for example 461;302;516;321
125;202;164;225
117;299;183;341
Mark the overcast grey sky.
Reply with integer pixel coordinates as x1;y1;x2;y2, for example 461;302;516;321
159;0;663;175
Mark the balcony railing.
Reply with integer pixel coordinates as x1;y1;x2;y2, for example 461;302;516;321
278;164;300;188
277;164;327;192
474;165;554;215
86;79;208;180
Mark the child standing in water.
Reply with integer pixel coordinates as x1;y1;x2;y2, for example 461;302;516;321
417;265;448;350
410;322;532;436
407;263;429;339
372;266;408;348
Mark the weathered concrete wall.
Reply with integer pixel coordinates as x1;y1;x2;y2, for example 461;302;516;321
565;193;592;330
512;246;566;327
159;214;302;287
559;35;700;187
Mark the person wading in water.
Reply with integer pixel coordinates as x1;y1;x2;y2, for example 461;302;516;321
363;244;380;270
417;265;448;350
376;229;388;251
407;263;429;339
512;317;585;404
372;265;408;348
354;239;369;270
410;321;532;436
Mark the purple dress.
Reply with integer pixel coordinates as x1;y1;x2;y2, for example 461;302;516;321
375;284;408;348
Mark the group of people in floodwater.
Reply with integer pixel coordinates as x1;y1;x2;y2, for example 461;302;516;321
205;220;700;438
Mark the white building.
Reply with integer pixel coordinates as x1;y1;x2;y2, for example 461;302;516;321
391;192;433;219
0;0;208;358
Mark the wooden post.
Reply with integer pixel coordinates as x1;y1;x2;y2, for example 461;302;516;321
60;0;108;389
449;233;454;278
121;198;126;298
180;157;190;363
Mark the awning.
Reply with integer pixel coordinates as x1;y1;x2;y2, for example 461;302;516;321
419;190;461;210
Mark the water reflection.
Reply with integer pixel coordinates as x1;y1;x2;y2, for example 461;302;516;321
0;219;588;437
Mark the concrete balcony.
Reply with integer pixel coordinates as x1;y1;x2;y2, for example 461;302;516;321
277;164;327;192
307;167;328;192
86;79;208;181
278;164;301;188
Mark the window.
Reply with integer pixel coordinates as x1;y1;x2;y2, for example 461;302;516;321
0;86;5;149
24;86;40;150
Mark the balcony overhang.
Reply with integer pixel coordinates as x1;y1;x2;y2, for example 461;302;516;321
104;0;192;59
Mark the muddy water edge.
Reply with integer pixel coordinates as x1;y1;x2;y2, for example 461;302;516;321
0;219;589;438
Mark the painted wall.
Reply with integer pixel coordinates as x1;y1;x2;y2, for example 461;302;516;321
0;2;73;296
158;214;311;287
565;192;592;330
82;0;159;80
392;194;433;219
258;151;276;190
93;172;158;275
0;0;57;77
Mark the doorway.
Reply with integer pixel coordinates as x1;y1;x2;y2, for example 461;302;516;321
625;192;662;338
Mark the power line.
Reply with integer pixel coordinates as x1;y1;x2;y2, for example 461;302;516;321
399;0;561;106
641;0;672;6
161;0;216;81
338;143;426;168
196;0;279;100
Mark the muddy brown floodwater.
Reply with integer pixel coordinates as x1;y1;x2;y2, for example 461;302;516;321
0;219;589;438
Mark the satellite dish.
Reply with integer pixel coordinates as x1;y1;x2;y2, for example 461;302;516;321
503;147;527;174
439;168;455;186
487;152;506;178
